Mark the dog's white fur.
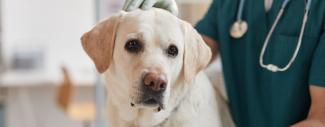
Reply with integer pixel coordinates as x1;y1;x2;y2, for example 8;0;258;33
81;9;234;127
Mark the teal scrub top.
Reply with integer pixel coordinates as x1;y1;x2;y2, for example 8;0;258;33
195;0;325;127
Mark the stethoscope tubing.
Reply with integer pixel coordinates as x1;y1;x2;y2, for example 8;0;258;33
259;0;312;72
236;0;245;21
233;0;312;72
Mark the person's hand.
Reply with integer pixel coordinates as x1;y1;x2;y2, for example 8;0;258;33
123;0;178;15
291;119;325;127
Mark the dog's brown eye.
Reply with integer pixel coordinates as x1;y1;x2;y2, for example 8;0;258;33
125;40;142;53
167;45;178;57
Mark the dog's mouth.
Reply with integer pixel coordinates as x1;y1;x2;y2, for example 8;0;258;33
130;96;165;112
144;98;159;105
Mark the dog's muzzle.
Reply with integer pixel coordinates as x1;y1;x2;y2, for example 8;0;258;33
131;70;167;111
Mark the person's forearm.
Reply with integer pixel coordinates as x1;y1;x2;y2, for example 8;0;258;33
308;85;325;124
202;35;219;63
290;86;325;127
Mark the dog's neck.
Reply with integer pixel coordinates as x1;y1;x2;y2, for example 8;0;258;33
104;71;191;127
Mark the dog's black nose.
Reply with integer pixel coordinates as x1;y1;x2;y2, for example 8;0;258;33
143;72;167;92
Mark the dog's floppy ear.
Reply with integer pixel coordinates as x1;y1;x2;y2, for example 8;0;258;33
181;21;212;82
81;13;124;73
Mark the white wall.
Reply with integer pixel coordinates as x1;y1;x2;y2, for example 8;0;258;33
1;0;98;127
2;0;96;77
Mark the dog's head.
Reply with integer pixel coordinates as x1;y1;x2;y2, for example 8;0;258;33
81;9;211;111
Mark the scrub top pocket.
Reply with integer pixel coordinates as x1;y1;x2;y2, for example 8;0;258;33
263;34;318;71
263;35;298;68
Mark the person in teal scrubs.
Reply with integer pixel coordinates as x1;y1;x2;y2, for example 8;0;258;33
123;0;325;127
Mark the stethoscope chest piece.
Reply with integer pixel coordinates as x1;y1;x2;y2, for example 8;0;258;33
230;20;248;38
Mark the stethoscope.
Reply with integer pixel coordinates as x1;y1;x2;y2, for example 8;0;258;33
230;0;312;72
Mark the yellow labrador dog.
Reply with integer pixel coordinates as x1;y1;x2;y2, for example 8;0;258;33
81;8;234;127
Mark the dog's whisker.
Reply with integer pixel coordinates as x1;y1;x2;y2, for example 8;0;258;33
157;107;161;112
158;102;165;110
130;103;135;107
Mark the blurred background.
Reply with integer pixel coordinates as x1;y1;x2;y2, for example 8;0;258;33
0;0;216;127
